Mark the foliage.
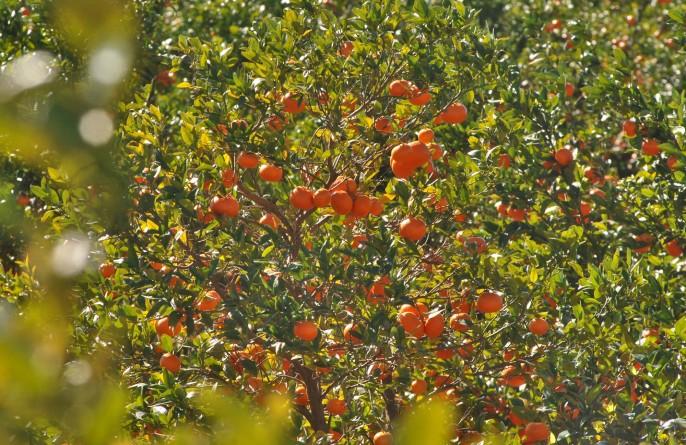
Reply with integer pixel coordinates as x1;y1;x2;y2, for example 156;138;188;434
1;0;685;444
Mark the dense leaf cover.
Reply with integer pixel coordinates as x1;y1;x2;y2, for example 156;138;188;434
0;0;685;444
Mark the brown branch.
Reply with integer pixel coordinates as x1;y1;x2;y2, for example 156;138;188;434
291;359;328;433
382;388;399;422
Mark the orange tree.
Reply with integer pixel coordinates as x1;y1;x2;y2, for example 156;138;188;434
1;0;686;444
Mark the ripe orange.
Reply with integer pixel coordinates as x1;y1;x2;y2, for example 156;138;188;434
351;194;372;217
389;79;412;97
331;191;353;215
407;141;431;168
259;164;283;182
449;313;470;332
210;195;239;217
196;290;222;311
369;197;384;216
667;155;678;170
237;151;260;168
429;143;444;160
160;353;181;373
522;422;550;444
528;318;549;336
641;139;661;156
564;82;575;97
313;188;331;207
411;379;428;395
623;119;637;137
155;317;183;337
508;207;527;222
417;128;434;143
398;311;425;338
375;117;393;134
665;239;683;257
221;169;237;188
554;147;573;166
259;213;280;229
373;431;392;445
343;322;363;345
99;263;116;278
294;320;319;341
437;102;468;124
290;186;315;210
327;399;346;415
476;291;503;313
339;41;353;57
329;175;357;193
424;313;445;338
281;92;306;114
399;217;426;242
409;89;431;106
294;385;309;405
498;153;511;169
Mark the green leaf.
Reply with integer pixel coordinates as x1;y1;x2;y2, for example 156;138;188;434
413;0;430;18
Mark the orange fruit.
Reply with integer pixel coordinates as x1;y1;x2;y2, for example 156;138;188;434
417;128;434;143
522;422;550;444
329;176;357;193
424;313;445;338
259;164;283;182
196;290;222;311
339;41;353;57
564;82;575;97
351;194;372;217
237;151;260;168
375;117;393;134
160;353;181;373
281;92;306;114
476;291;503;313
407;141;431;168
438;102;468;124
508;207;527;222
294;385;309;405
449;313;470;333
429;143;444;160
155;317;183;337
99;263;116;278
259;213;280;229
343;322;363;344
331;191;353;215
665;239;683;257
409;89;431;106
313;188;332;207
398;311;425;338
266;115;284;131
528;318;549;336
210;195;239;217
391;159;415;179
554;147;573;166
327;398;346;415
373;431;392;445
623;119;637;137
399;217;426;241
221;169;237;188
294;320;319;341
411;379;428;395
389;80;412;97
369;197;384;216
667;155;678;170
290;186;315;210
642;138;661;156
